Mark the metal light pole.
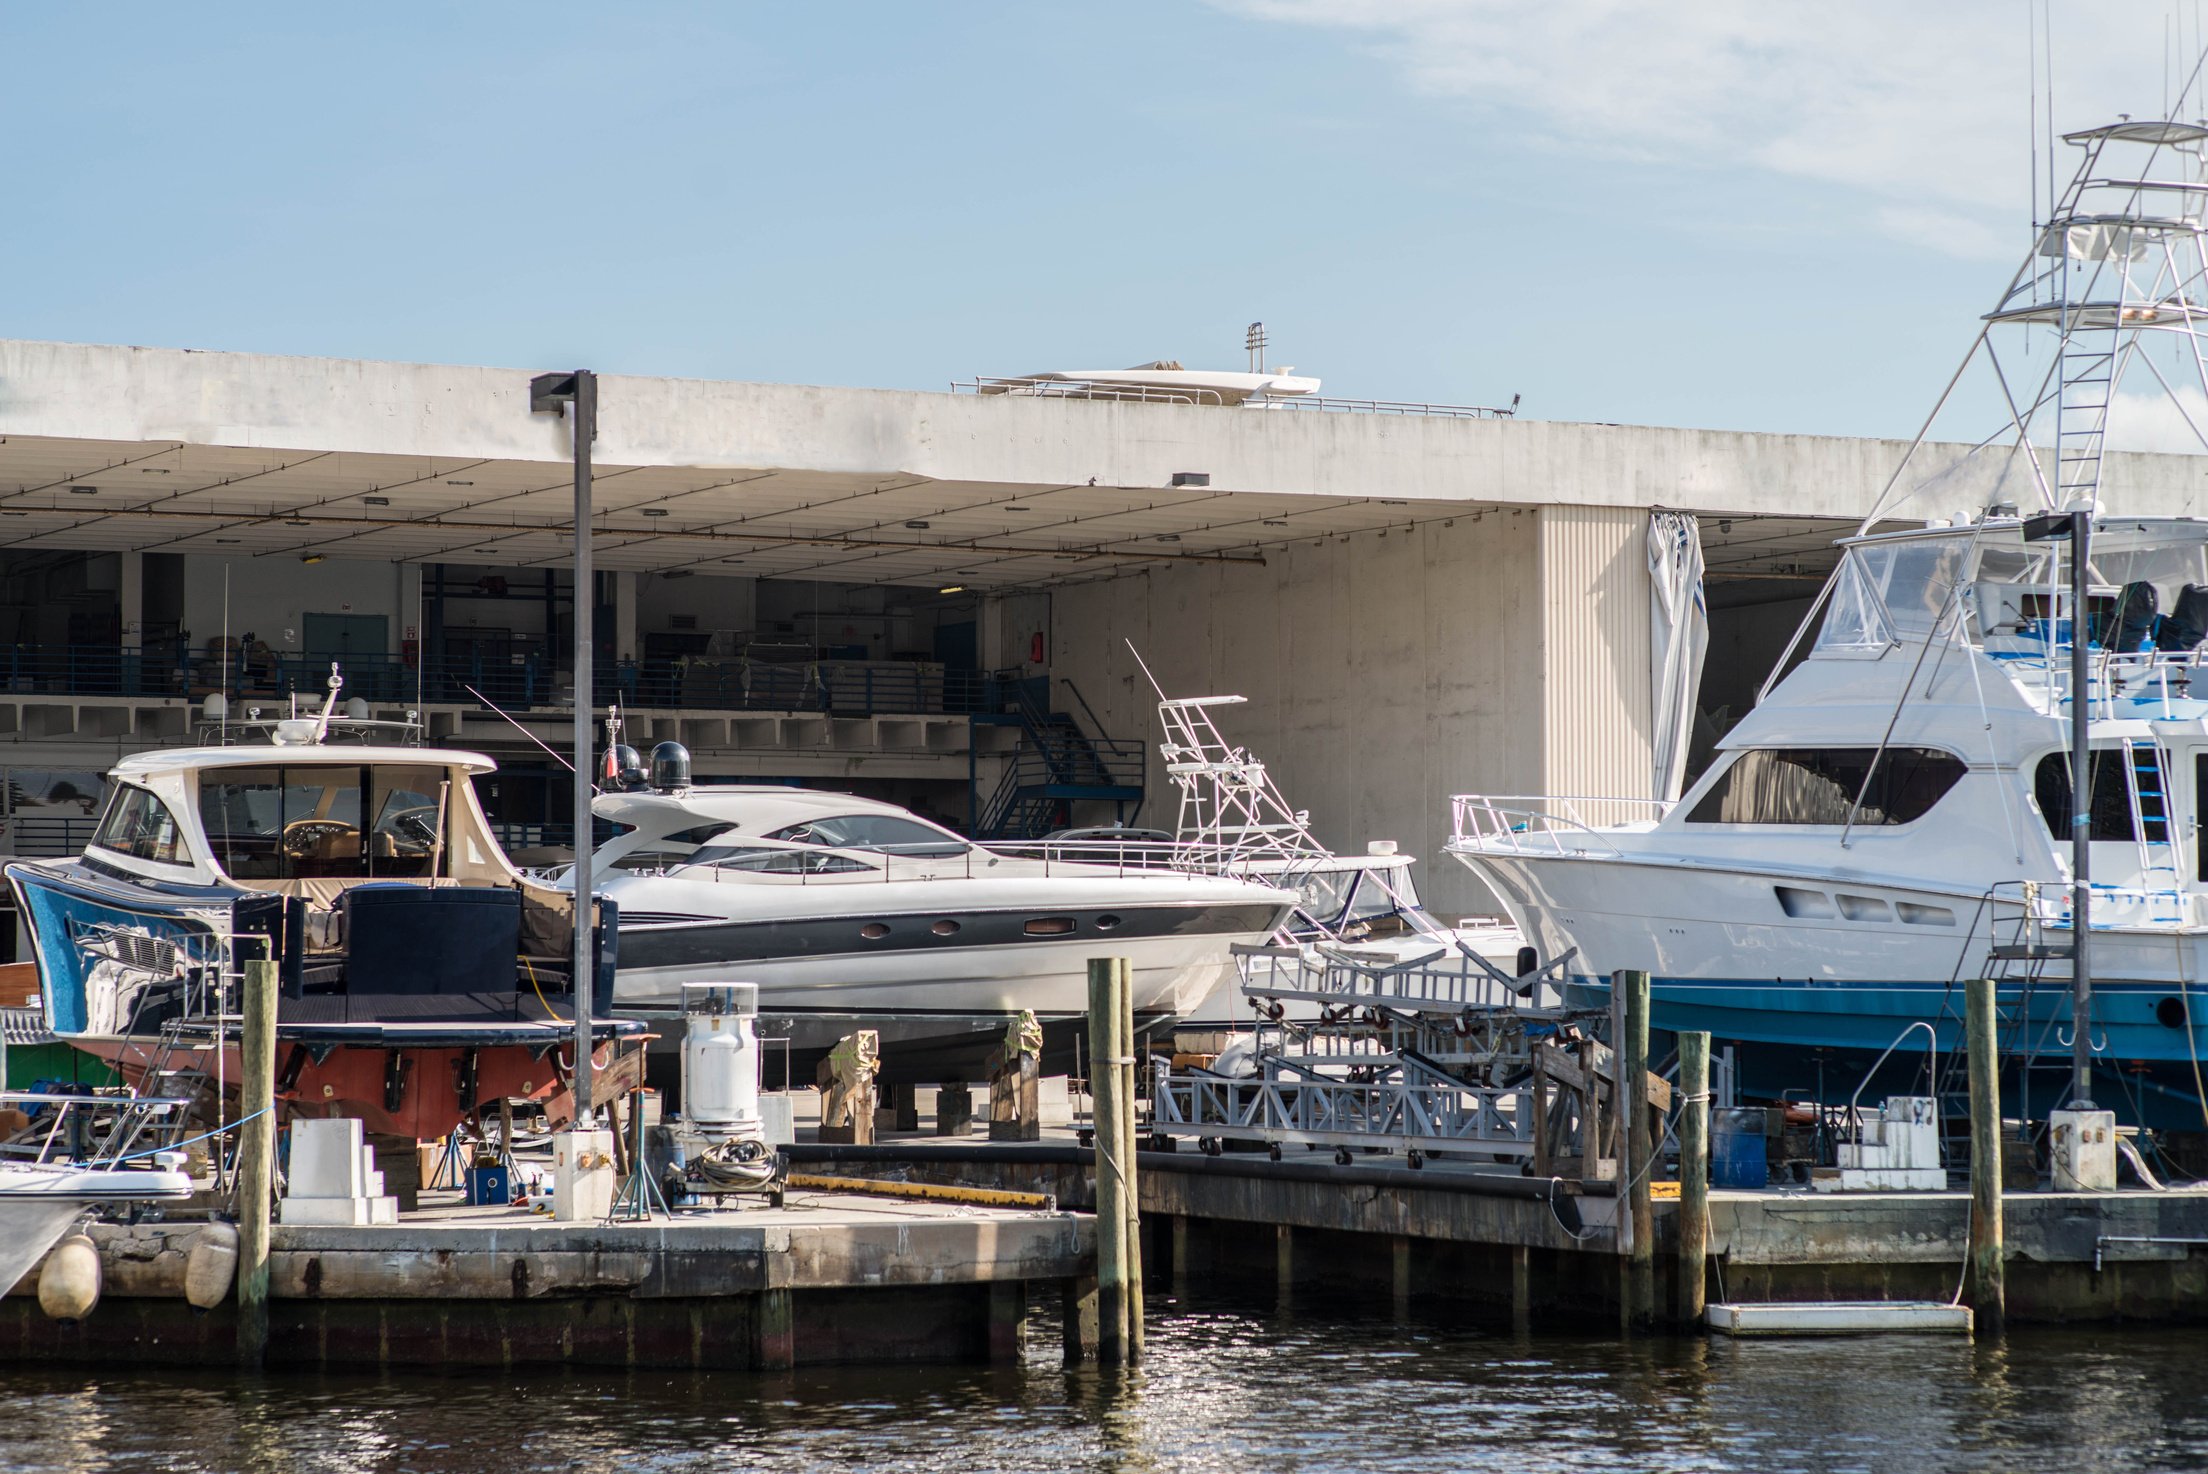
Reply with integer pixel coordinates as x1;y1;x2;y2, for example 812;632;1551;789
2068;506;2094;1110
531;369;599;1125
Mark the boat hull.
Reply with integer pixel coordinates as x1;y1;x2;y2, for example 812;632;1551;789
1457;848;2208;1065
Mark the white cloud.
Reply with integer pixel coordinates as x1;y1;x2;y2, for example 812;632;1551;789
2109;384;2208;454
1219;1;2177;257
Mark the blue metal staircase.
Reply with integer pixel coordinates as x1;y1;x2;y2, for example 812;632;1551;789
971;676;1145;840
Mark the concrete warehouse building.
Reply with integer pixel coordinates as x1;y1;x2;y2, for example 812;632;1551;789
3;337;2208;927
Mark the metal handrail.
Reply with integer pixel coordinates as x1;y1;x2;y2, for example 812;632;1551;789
1448;794;1675;856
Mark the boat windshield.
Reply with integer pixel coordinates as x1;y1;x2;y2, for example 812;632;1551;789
686;844;879;875
1817;523;2208;659
1347;867;1420;923
763;815;969;858
198;763;451;881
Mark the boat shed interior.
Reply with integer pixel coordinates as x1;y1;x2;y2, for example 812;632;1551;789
7;337;2208;928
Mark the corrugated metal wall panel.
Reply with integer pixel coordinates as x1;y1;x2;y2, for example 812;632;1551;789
1537;506;1654;821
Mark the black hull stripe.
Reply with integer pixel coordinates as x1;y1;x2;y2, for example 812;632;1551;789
617;902;1283;971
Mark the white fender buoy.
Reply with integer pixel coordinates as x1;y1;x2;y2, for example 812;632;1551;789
184;1223;239;1310
37;1234;100;1322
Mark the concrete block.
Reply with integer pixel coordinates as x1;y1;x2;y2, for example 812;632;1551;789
289;1119;369;1199
2052;1109;2117;1191
758;1093;795;1147
1039;1075;1073;1128
552;1129;617;1222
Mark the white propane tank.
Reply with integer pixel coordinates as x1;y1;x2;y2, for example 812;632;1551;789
38;1233;100;1321
681;982;762;1132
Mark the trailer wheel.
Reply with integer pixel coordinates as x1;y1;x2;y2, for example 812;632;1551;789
1199;1136;1222;1157
1334;1147;1353;1166
1268;1142;1282;1162
1406;1150;1425;1170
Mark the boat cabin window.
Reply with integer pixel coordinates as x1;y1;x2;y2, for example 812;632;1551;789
2031;753;2138;844
91;785;190;866
1288;868;1357;925
613;821;739;872
198;764;451;881
688;844;877;876
1685;748;1965;826
765;815;969;858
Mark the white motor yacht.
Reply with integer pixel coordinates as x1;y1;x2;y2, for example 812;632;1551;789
1445;114;2208;1123
564;738;1295;1079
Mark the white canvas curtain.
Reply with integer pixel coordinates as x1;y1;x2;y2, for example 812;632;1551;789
1649;511;1708;802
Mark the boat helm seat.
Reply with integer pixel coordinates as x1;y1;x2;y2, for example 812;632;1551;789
2155;583;2208;653
2111;580;2159;653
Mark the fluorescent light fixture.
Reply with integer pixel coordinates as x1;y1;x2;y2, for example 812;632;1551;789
67;485;97;495
641;508;670;518
284;519;310;527
905;520;931;530
1155;533;1182;543
363;495;391;506
301;553;325;565
938;585;965;594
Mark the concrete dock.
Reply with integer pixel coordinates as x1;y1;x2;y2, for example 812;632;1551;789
786;1141;2208;1326
4;1189;1090;1370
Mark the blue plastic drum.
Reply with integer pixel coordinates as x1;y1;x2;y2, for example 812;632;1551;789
1710;1107;1769;1190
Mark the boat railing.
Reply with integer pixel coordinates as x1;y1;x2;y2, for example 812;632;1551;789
0;1090;196;1170
1983;876;2198;932
955;376;1230;407
1448;794;1676;857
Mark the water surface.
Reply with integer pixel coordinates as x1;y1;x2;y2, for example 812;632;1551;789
2;1290;2201;1473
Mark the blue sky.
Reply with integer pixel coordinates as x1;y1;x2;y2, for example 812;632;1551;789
0;2;2183;440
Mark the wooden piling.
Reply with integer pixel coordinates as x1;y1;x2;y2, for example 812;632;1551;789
1621;968;1654;1332
1677;1029;1711;1330
1116;960;1143;1361
235;956;278;1368
1087;958;1130;1363
1966;977;2005;1334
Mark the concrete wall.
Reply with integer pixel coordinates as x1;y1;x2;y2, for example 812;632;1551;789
1053;508;1558;918
180;556;415;657
16;337;2208;521
635;572;755;654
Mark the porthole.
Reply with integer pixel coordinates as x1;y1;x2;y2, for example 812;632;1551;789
860;922;891;940
1024;917;1075;937
932;919;961;937
1095;914;1122;931
2158;996;2189;1029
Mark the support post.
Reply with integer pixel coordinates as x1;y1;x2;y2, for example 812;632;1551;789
1677;1030;1711;1330
1621;968;1654;1332
568;372;598;1126
1061;1275;1099;1365
235;956;278;1368
1087;958;1130;1363
1117;961;1143;1361
2067;507;2095;1111
1966;977;2006;1333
